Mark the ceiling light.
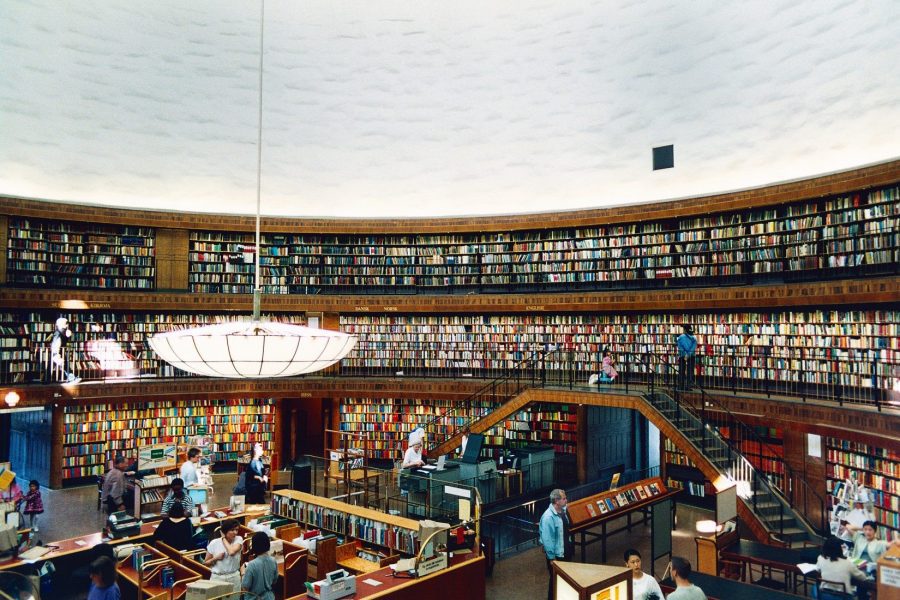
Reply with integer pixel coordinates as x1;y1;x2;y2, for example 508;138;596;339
148;0;356;378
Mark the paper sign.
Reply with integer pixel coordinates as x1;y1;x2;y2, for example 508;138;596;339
0;468;16;490
459;498;471;522
362;579;383;586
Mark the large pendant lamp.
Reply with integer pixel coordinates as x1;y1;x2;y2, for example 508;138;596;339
148;0;357;378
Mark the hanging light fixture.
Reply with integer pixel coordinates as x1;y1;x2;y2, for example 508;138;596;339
149;0;357;378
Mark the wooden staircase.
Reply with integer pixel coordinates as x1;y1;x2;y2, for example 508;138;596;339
429;388;535;457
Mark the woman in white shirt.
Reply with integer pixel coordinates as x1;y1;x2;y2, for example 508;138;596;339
816;536;867;596
402;428;425;468
205;519;243;592
624;549;663;600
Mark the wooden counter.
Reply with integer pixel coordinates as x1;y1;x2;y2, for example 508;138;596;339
287;553;486;600
877;543;900;600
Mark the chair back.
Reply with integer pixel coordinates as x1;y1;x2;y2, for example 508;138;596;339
694;536;718;576
818;579;852;600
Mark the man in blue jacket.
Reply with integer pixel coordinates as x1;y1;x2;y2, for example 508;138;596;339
676;324;698;390
539;488;574;600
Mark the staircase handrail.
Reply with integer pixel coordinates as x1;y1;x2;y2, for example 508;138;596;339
647;351;828;535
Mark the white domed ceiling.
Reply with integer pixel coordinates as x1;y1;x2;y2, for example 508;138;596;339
1;0;898;218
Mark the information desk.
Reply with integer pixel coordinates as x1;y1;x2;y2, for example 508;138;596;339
877;543;900;600
660;572;806;600
286;553;486;600
719;538;819;592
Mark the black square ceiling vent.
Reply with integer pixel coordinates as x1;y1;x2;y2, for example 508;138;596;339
653;145;674;170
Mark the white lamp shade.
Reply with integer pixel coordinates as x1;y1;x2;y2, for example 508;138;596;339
696;519;719;534
148;321;357;378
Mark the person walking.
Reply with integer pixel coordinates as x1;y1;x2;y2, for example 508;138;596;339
101;456;128;515
676;325;698;390
180;447;201;487
22;480;44;532
539;488;574;600
245;442;268;505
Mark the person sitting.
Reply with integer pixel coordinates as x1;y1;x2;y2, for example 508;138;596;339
87;555;121;600
160;478;195;517
625;549;663;600
153;501;194;551
602;350;619;380
816;536;868;598
846;520;895;567
402;428;425;469
666;556;706;599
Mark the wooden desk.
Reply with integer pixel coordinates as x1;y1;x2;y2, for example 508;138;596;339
496;469;523;497
719;539;819;592
287;554;486;600
116;544;201;600
0;523;155;571
661;572;805;600
877;544;900;600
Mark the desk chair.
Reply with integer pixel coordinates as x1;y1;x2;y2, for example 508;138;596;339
818;580;853;600
745;533;790;590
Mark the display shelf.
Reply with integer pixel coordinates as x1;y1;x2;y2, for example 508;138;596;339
272;489;419;554
825;438;900;532
7;217;155;289
181;184;899;294
61;398;275;483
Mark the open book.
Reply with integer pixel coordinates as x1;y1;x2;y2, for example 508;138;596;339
797;562;818;575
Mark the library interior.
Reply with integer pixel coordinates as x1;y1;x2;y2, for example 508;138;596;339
1;2;899;600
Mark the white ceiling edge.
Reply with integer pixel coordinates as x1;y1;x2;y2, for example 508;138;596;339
2;0;899;218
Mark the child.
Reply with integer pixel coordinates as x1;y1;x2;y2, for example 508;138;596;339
88;555;121;600
22;480;44;532
602;350;618;380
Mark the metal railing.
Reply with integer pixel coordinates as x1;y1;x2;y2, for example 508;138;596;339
644;352;828;538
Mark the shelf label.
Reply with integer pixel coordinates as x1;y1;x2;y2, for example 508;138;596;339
354;306;370;311
526;306;545;311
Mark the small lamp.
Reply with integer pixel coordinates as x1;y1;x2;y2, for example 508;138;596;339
696;519;719;535
4;391;20;407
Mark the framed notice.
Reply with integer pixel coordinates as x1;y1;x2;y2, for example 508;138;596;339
138;443;177;471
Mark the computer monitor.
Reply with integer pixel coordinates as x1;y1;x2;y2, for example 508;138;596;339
187;487;208;505
435;455;446;471
460;433;484;464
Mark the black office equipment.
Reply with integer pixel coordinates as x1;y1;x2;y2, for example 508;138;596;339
460;433;485;464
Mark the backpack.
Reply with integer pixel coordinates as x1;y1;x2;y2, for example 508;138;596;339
232;471;247;496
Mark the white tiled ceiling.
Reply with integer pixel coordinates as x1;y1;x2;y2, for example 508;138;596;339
1;0;898;218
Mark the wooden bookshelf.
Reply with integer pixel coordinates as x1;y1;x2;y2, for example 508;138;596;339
61;398;275;484
663;438;714;509
177;184;900;295
504;402;577;455
6;217;156;290
272;489;419;554
825;438;900;532
338;397;504;460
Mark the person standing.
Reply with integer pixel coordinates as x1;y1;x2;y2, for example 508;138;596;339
539;488;574;600
245;442;268;505
205;519;243;592
625;549;663;600
676;325;698;391
180;448;201;487
101;456;128;515
666;556;706;600
241;532;278;600
51;317;80;383
22;480;44;532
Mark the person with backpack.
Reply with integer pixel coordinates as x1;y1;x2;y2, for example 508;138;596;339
676;324;698;391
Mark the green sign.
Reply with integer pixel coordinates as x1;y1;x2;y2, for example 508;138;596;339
151;448;164;459
197;426;207;435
